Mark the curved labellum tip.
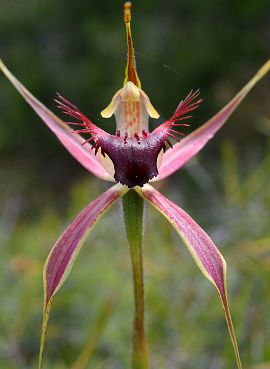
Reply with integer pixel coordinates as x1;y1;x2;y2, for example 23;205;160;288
58;90;200;188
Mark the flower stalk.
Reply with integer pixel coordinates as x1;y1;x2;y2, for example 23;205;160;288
123;190;148;369
1;1;269;367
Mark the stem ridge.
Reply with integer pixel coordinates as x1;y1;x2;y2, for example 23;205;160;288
122;190;148;369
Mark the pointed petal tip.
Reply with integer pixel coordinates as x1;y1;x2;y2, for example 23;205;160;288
150;110;160;119
140;90;160;119
0;58;7;72
146;106;160;119
256;59;270;79
146;101;160;119
100;108;113;118
137;184;243;369
100;89;121;118
0;59;12;78
39;183;127;368
156;59;270;181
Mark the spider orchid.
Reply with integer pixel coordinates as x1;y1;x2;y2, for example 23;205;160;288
1;2;269;369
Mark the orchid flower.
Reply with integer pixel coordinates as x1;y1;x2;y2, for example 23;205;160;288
1;2;269;369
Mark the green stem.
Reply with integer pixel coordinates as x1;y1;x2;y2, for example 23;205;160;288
122;190;148;369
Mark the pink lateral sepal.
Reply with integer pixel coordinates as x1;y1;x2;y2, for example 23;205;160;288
137;184;227;296
0;60;112;181
38;183;127;368
44;183;127;304
136;184;243;369
155;60;270;181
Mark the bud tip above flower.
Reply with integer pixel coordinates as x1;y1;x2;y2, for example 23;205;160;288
123;2;141;88
123;2;132;24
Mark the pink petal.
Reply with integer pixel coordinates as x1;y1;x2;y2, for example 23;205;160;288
0;59;112;181
136;184;243;369
39;183;127;368
44;184;126;304
155;60;270;181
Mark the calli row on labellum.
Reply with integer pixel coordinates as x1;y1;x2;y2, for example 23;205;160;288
0;1;269;368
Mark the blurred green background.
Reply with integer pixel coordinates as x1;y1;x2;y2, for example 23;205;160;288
0;0;270;368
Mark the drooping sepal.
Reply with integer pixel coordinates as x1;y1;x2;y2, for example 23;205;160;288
136;184;243;369
39;184;127;368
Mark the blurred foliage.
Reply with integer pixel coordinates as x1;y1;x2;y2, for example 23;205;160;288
0;0;269;168
1;141;270;369
0;0;270;369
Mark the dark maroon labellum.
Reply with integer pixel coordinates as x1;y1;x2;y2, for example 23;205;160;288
55;90;202;187
95;133;166;188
